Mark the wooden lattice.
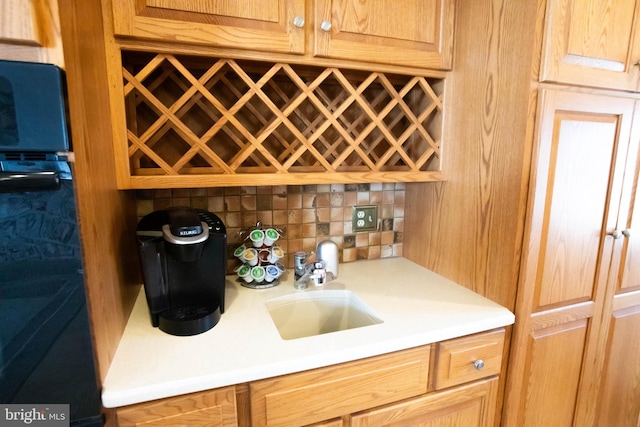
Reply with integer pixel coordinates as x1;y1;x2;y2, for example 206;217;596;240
120;52;444;186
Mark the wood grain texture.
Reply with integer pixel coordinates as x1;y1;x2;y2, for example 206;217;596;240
314;0;454;69
595;304;640;427
0;0;64;66
114;53;444;188
433;329;504;390
521;320;588;426
250;346;430;427
116;386;238;426
540;0;640;91
0;0;42;45
504;89;639;427
404;0;540;310
110;0;305;54
350;377;498;427
57;0;141;389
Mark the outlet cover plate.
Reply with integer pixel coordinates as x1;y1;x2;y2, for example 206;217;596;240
352;205;378;232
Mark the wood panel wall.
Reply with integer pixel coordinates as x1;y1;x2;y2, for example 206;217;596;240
405;0;541;313
58;0;140;384
403;0;545;424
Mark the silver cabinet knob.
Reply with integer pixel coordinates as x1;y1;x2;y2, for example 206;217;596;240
473;359;485;370
622;229;632;238
634;60;640;66
320;20;332;32
293;16;305;28
609;230;624;239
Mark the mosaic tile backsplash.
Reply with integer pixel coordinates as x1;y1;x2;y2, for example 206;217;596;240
135;183;405;273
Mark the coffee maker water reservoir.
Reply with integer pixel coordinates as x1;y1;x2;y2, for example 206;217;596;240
136;207;227;336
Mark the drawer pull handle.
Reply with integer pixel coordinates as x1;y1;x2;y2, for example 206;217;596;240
473;359;485;370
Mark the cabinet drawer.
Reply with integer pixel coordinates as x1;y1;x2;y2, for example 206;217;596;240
250;346;430;427
116;386;238;426
433;329;505;390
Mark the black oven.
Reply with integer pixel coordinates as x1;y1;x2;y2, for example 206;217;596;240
0;59;103;426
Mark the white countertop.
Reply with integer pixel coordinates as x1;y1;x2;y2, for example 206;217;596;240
101;257;514;408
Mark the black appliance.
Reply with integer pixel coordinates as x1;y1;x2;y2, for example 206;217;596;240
0;59;103;425
136;207;227;336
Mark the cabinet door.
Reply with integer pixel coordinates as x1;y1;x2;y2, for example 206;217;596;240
313;0;454;69
594;101;640;427
350;377;498;427
116;386;238;427
250;346;430;426
110;0;305;54
502;89;638;426
540;0;640;91
0;0;64;66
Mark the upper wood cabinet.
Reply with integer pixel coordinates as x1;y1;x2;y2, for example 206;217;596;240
540;0;640;91
110;0;306;55
0;0;64;66
313;0;454;69
109;0;454;70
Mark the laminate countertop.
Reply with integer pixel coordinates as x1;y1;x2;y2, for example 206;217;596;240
101;257;514;408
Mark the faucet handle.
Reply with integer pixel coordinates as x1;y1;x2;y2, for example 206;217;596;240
311;261;327;286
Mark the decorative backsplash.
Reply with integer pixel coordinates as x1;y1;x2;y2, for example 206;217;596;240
135;183;405;273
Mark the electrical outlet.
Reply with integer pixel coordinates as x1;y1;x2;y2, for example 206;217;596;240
352;205;378;232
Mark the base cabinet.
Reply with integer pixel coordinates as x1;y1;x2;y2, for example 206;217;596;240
115;386;238;426
112;329;505;427
350;377;498;427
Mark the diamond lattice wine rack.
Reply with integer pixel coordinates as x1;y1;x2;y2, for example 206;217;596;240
119;51;444;188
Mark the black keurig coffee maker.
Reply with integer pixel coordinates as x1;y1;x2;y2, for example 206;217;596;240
136;207;227;336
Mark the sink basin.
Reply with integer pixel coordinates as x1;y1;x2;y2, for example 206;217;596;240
266;290;383;340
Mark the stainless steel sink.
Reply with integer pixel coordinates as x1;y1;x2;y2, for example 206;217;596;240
266;290;383;340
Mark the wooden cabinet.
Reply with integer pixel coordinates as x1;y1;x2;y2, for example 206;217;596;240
111;330;504;427
313;0;454;69
350;377;498;427
109;0;454;70
593;98;640;427
251;329;504;427
110;0;306;55
249;345;431;426
100;0;452;189
502;89;640;426
540;0;640;91
116;386;238;426
432;329;504;390
0;0;64;66
113;52;444;188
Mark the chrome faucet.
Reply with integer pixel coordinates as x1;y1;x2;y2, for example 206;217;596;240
293;241;338;290
294;260;327;290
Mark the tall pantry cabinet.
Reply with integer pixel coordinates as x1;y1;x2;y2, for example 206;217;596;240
405;0;640;426
504;0;640;425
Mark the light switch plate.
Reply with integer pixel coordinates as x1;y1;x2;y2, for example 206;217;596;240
352;205;378;232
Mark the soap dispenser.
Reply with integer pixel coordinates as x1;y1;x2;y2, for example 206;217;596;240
316;240;339;280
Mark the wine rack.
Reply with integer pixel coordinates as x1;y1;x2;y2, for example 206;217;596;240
119;51;444;187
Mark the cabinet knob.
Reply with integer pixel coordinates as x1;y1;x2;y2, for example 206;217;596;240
622;229;631;238
293;16;305;28
473;359;485;370
609;230;624;239
634;60;640;66
320;20;332;32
